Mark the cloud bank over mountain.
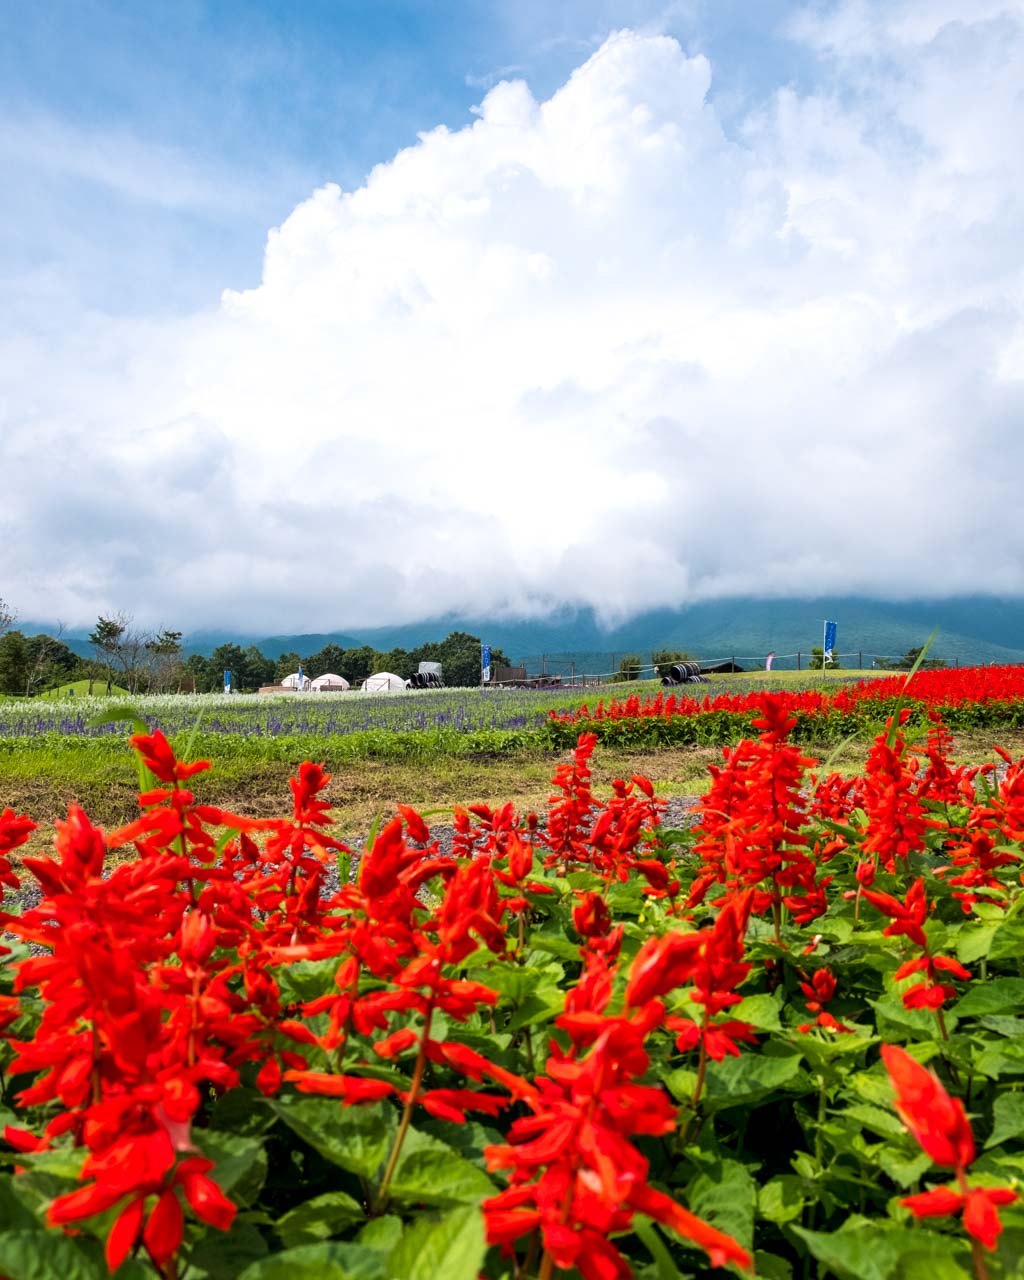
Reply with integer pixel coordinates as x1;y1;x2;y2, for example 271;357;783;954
3;2;1022;630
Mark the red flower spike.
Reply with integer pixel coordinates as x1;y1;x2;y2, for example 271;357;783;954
130;730;210;784
143;1188;184;1267
105;1198;145;1270
882;1044;974;1168
883;1044;1017;1251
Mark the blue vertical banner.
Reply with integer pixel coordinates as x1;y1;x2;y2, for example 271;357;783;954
481;645;492;683
224;670;231;694
823;620;838;665
297;662;305;691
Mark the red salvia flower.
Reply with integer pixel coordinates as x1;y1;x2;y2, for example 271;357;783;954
882;1044;1016;1252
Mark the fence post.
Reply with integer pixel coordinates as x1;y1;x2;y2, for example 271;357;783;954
797;652;802;672
858;651;863;669
732;655;736;670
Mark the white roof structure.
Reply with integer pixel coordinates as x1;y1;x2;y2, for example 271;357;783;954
281;672;311;690
360;671;408;692
311;673;350;691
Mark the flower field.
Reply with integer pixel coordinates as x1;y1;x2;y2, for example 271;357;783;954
0;688;588;742
3;698;1024;1278
548;665;1024;749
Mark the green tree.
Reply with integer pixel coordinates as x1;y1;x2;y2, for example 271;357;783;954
338;646;377;685
894;646;945;671
374;647;413;680
274;651;303;684
89;616;125;691
23;632;77;695
651;648;694;676
611;654;644;683
211;644;256;691
305;643;349;678
0;630;29;695
408;632;511;687
243;645;276;688
808;645;841;670
184;653;214;692
145;630;184;693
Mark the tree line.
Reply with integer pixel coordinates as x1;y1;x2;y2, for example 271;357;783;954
0;599;509;695
186;630;510;692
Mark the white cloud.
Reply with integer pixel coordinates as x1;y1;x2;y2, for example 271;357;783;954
3;10;1024;632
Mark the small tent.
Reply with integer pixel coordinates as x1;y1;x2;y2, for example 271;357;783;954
281;672;311;691
360;671;408;693
311;673;350;692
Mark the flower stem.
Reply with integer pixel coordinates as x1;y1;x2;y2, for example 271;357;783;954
375;1004;433;1210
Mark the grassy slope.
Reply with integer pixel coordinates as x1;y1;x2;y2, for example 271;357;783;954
37;678;131;698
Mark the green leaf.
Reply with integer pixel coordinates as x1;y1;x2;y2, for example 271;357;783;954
355;1215;403;1251
701;1049;805;1112
956;923;998;964
0;1230;108;1280
842;1103;906;1139
876;1147;933;1188
388;1205;485;1280
187;1220;269;1279
270;1095;393;1180
0;1173;40;1230
274;959;344;1005
387;1129;495;1207
955;977;1024;1018
752;1251;795;1280
687;1160;755;1249
195;1130;268;1207
275;1192;366;1248
209;1086;277;1137
730;992;782;1033
757;1176;806;1226
987;1092;1024;1149
793;1225;963;1280
633;1219;688;1280
236;1242;388;1280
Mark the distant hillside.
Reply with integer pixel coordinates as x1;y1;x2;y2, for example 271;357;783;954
23;597;1024;671
247;597;1024;671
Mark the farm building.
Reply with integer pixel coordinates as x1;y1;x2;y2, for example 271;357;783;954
310;673;350;691
360;671;408;692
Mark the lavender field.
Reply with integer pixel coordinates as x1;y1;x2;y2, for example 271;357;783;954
0;687;605;742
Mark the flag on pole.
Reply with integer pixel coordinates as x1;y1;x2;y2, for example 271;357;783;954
765;652;775;672
481;645;491;684
823;621;838;666
224;669;231;694
297;662;304;691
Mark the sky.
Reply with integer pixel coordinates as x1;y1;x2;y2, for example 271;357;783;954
1;0;1022;634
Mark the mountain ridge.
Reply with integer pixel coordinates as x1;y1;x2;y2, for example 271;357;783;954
21;597;1024;670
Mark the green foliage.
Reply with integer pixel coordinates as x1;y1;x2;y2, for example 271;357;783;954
651;648;694;675
611;653;645;682
875;646;948;671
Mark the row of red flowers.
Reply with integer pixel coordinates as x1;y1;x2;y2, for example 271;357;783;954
1;697;1024;1279
550;664;1024;725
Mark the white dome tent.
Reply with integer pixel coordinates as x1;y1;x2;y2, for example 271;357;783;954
281;672;311;691
360;671;408;693
311;673;350;692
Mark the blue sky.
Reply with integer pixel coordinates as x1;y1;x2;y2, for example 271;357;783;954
2;2;1022;633
1;1;813;314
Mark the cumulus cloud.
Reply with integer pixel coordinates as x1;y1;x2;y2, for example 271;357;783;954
3;5;1023;632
